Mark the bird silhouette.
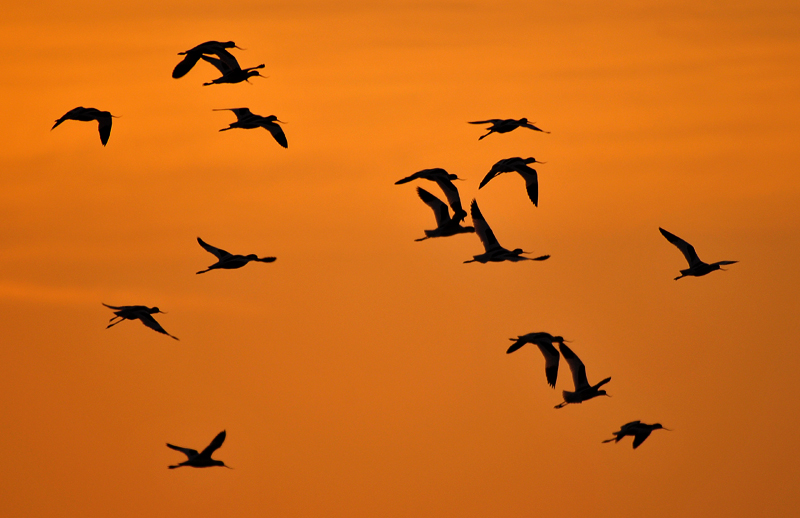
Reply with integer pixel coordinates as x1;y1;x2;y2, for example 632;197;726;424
196;237;276;274
554;343;610;408
52;107;117;146
102;303;178;340
214;108;287;148
468;118;549;139
507;333;565;388
395;168;467;223
201;54;265;85
464;199;550;263
479;157;546;207
167;430;232;469
172;41;243;79
413;187;475;241
659;227;737;280
603;421;670;449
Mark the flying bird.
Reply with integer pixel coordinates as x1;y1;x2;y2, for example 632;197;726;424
659;227;737;280
172;41;243;79
196;237;276;274
102;303;178;340
468;118;550;139
413;187;475;241
52;107;117;146
554;343;610;408
395;168;467;223
464;199;550;263
167;430;232;469
479;157;546;207
507;332;565;388
214;108;287;148
201;54;265;85
603;421;670;449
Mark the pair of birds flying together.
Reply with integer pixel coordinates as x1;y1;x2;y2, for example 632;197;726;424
506;333;610;408
172;40;265;86
103;239;276;339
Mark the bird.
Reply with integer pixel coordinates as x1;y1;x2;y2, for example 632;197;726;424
413;187;475;241
468;118;550;139
214;108;287;148
201;54;265;85
102;303;178;340
603;421;671;449
395;168;467;223
167;430;232;469
464;199;550;263
196;237;276;274
659;227;737;280
506;333;565;388
172;41;243;79
52;107;117;146
479;157;546;207
554;343;610;408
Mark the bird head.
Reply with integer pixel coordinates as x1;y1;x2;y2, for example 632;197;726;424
221;41;244;50
150;307;165;314
652;423;672;431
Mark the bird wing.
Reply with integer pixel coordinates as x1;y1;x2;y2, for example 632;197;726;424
264;122;288;148
632;429;653;449
535;341;560;388
506;337;528;354
200;430;227;457
416;187;451;227
468;119;502;125
209;48;241;70
478;169;500;189
511;164;538;206
172;52;203;78
138;313;179;340
558;343;589;390
166;443;198;459
200;54;234;74
102;303;125;310
521;121;549;133
197;237;233;260
433;177;465;219
470;200;501;252
96;113;112;146
659;227;702;267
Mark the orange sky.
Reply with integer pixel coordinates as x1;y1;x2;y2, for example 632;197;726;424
1;1;799;516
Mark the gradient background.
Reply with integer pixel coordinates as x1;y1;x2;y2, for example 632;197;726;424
2;1;799;516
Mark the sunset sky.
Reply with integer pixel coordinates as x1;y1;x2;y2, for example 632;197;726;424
2;1;799;516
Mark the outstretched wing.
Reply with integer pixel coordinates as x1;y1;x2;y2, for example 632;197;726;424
470;200;501;253
416;187;450;227
166;443;198;459
96;113;112;146
138;313;179;340
521;121;549;133
197;237;232;259
659;227;702;267
265;122;288;148
433;177;465;221
200;54;234;74
558;343;588;390
632;429;653;449
172;52;203;78
200;430;227;457
535;341;560;388
510;163;538;206
468;119;502;125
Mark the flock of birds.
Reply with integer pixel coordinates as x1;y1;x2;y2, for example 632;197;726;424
49;39;741;469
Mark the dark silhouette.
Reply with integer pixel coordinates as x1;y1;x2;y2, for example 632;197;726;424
201;54;265;85
468;118;550;139
507;332;566;388
172;41;243;79
214;108;287;148
102;303;178;340
603;421;670;449
464;199;549;263
395;168;467;223
167;430;232;469
196;237;276;274
479;157;546;207
413;187;475;241
52;107;117;146
554;343;610;408
659;227;737;280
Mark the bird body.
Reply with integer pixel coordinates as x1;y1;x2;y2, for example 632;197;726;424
554;343;610;408
173;41;242;79
395;168;467;223
659;227;737;280
414;187;474;241
465;199;549;263
167;430;231;468
214;108;287;148
102;303;178;340
603;421;670;449
468;118;549;139
479;157;545;207
52;107;116;146
507;333;565;388
196;237;276;274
